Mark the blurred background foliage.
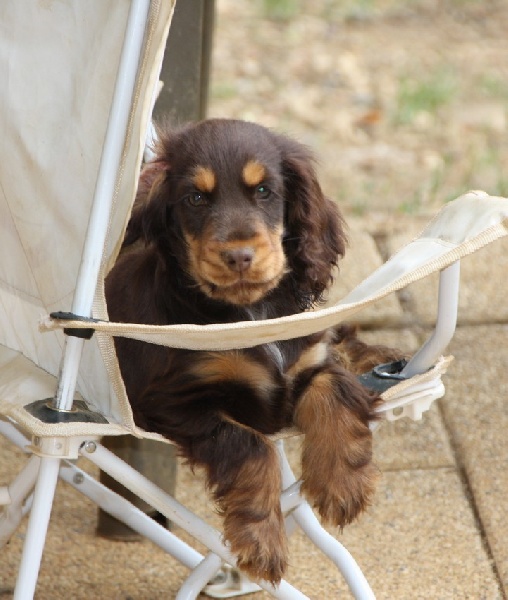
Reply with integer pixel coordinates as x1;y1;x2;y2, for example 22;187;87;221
208;0;508;218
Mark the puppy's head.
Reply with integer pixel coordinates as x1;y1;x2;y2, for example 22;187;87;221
130;119;346;308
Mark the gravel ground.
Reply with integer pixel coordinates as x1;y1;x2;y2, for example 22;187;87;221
210;0;508;221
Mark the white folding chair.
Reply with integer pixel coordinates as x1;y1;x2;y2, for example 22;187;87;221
2;3;508;599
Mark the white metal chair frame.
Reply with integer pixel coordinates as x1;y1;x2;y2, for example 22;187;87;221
1;2;508;599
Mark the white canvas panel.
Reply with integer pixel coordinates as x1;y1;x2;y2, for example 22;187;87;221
0;0;174;427
0;1;128;308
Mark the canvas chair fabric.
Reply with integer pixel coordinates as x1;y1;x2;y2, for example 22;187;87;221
0;0;174;437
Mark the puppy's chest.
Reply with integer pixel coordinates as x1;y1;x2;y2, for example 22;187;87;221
243;306;326;379
243;307;293;374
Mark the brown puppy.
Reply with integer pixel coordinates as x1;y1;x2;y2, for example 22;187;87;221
106;119;396;584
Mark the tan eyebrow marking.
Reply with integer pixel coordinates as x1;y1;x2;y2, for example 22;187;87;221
242;160;266;187
192;165;216;193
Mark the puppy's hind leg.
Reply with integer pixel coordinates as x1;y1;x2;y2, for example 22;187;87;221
192;416;288;586
294;364;379;528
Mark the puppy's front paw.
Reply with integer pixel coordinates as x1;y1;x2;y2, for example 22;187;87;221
295;368;378;527
302;453;378;527
225;506;288;585
216;437;288;585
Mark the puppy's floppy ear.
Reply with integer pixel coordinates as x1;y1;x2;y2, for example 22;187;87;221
278;137;347;309
122;158;170;248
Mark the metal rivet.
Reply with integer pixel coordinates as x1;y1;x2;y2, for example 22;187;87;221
83;441;97;454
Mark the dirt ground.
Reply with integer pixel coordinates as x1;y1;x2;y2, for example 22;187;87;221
209;0;508;223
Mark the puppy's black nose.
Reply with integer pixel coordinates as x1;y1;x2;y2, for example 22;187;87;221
221;248;254;272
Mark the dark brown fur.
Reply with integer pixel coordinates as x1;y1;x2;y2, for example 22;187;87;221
106;119;400;584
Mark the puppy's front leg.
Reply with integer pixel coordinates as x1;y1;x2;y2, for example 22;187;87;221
293;362;379;527
130;350;288;584
193;416;287;585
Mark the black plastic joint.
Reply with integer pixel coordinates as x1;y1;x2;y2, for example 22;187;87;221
357;359;409;394
50;311;98;340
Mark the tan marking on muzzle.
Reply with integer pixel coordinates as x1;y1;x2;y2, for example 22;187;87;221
184;225;287;305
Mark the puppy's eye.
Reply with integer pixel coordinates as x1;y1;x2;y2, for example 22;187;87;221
255;184;271;200
185;192;209;207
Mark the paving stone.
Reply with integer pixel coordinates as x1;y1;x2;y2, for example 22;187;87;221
178;464;502;599
338;469;502;600
441;324;508;596
374;403;455;471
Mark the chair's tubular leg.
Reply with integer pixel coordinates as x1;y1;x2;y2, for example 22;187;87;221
80;440;231;558
53;336;86;412
53;0;152;412
291;504;375;600
81;441;308;599
401;260;460;378
58;459;203;570
0;455;40;548
276;442;376;600
0;421;204;569
0;419;32;452
281;481;303;514
176;553;223;600
283;513;299;538
13;456;61;600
